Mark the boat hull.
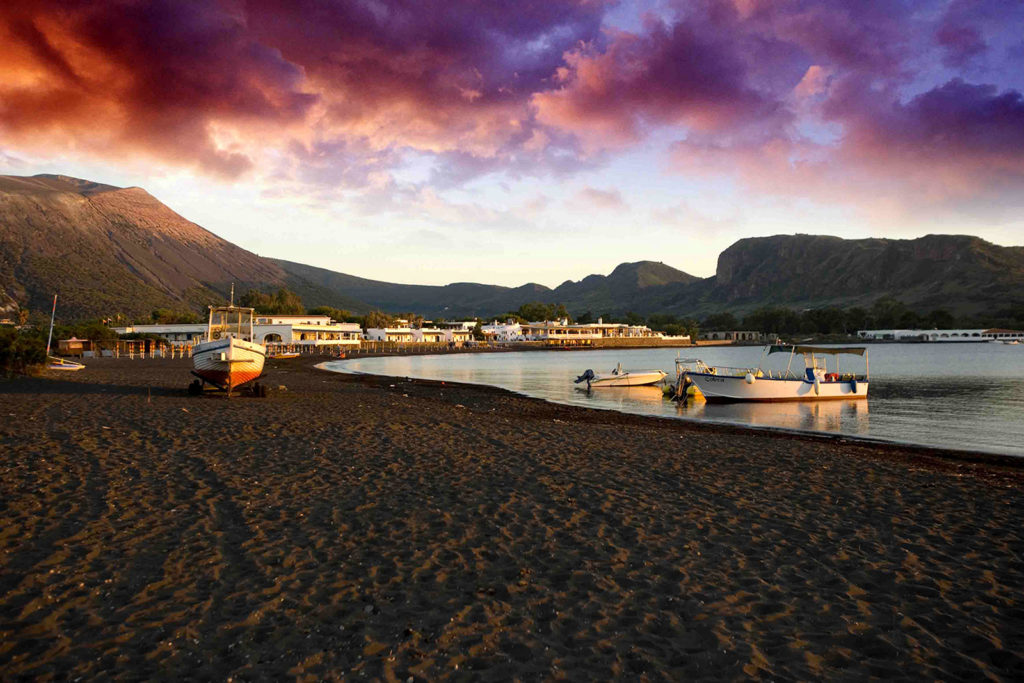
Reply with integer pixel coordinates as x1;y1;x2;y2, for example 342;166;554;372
192;337;265;391
686;372;868;402
587;370;667;387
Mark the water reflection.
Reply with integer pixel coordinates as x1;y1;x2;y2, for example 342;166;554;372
677;398;869;435
329;343;1024;456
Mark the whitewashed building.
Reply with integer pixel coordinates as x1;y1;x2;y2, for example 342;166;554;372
521;319;662;343
481;321;524;342
113;315;362;347
857;328;1024;342
254;314;362;346
110;323;206;346
364;326;415;342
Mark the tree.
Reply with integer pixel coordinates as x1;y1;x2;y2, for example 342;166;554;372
362;310;392;329
702;312;738;330
0;327;46;373
516;302;558;322
239;288;305;315
309;306;357;323
472;322;484;341
925;309;955;329
871;296;908;328
151;308;202;324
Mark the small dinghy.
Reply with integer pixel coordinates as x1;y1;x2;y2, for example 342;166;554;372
575;363;667;389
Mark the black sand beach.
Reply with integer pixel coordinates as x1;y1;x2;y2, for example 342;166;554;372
2;357;1023;679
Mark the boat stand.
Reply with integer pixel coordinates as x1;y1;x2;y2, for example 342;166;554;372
188;371;267;398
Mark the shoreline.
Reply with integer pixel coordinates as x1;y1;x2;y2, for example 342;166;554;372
322;354;1024;468
2;357;1023;679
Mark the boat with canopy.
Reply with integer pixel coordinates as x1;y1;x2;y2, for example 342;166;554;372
190;293;265;395
678;345;869;402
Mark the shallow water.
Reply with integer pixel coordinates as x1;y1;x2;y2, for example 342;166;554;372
326;342;1024;456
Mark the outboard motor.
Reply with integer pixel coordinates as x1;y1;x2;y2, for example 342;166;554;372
575;369;596;385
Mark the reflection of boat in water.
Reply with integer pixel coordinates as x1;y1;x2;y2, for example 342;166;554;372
575;384;666;404
681;396;869;433
575;363;667;389
681;345;869;402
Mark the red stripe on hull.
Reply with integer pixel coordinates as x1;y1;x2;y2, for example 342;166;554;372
194;368;262;390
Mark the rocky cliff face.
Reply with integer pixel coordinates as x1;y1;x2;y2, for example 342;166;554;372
0;174;289;318
707;234;1024;314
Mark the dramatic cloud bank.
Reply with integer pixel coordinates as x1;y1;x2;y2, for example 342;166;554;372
2;0;1023;214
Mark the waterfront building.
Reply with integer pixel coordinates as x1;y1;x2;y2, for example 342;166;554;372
412;327;446;343
481;321;524;342
364;326;415;342
112;315;362;347
110;323;206;345
520;319;662;344
254;314;362;346
699;330;764;342
857;328;1024;341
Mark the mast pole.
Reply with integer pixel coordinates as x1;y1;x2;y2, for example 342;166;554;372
46;294;57;357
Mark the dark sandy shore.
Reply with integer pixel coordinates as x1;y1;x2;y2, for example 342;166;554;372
2;357;1023;680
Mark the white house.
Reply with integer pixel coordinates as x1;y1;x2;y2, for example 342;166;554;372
443;328;473;343
254;315;362;346
413;327;446;343
521;319;662;343
364;326;415;342
110;323;206;346
113;315;363;347
481;321;524;342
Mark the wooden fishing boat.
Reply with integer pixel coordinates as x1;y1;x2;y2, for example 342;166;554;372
191;304;265;394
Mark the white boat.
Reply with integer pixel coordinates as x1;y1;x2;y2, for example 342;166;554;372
44;294;85;371
575;363;667;388
680;345;869;402
47;356;85;371
191;304;265;393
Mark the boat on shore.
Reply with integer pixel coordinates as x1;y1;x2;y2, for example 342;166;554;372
44;294;85;372
575;363;667;389
679;345;869;402
191;304;265;394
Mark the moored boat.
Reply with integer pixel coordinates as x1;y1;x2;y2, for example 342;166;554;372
681;345;869;402
575;363;667;389
191;305;265;394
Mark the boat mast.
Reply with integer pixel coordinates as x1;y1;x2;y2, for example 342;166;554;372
46;294;57;357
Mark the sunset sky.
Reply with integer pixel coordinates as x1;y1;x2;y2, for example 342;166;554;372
2;0;1023;286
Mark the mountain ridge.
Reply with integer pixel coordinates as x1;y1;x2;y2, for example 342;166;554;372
3;173;1023;321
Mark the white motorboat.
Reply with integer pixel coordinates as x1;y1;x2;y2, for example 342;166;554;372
191;304;265;394
680;345;869;402
575;363;667;388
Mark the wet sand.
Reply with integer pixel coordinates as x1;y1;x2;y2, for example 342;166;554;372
2;357;1023;680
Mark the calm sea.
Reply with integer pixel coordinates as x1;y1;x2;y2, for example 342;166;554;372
324;342;1024;457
